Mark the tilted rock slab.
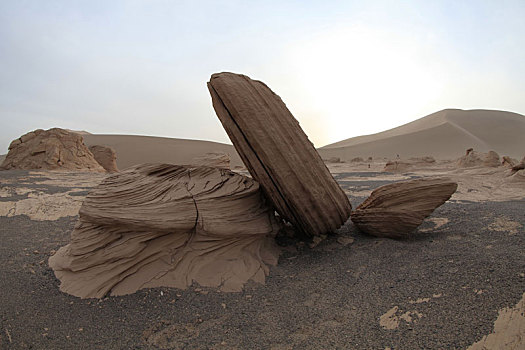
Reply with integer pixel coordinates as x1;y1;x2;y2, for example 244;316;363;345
49;163;280;298
208;72;352;237
89;145;119;173
1;128;105;172
351;177;458;239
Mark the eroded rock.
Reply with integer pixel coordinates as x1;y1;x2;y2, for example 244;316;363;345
191;152;230;169
351;177;458;239
89;145;119;173
208;72;352;237
1;128;105;172
457;149;500;168
49;163;280;298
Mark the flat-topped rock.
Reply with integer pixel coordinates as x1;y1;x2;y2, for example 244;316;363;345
49;164;280;298
208;72;351;237
351;177;458;239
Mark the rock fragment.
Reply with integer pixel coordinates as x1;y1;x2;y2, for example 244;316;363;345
49;164;280;298
207;72;351;237
89;145;119;172
351;177;458;239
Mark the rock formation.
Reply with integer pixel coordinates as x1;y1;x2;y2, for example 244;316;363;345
49;164;280;298
208;72;352;237
1;128;105;172
351;157;364;163
384;156;435;173
325;157;342;163
191;152;230;169
457;149;500;168
501;156;518;168
351;177;458;239
89;145;119;173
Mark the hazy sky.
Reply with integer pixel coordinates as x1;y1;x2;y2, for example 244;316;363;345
1;0;524;153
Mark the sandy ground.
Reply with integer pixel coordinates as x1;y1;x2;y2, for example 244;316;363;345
0;165;524;349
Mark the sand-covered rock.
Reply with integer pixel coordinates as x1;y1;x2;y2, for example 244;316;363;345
208;72;351;237
49;163;280;298
1;128;105;172
351;177;458;239
384;156;435;173
89;145;119;172
457;149;500;168
325;157;342;163
191;152;230;169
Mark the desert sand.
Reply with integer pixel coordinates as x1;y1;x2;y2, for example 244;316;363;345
1;96;524;348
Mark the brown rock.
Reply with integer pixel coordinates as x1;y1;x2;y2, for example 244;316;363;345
351;177;458;239
48;164;280;298
325;157;342;163
191;152;230;169
89;145;119;173
207;72;351;237
457;149;500;168
384;156;435;173
1;128;105;172
351;157;364;163
501;156;518;168
511;155;525;173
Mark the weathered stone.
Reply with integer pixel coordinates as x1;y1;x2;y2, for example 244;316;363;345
207;72;351;237
351;177;458;239
89;145;119;173
457;149;500;168
351;157;364;163
325;157;342;163
1;128;105;172
191;152;230;169
49;164;280;298
501;156;518;168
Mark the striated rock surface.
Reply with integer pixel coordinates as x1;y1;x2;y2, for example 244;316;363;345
49;163;280;298
351;177;458;239
1;128;105;172
89;145;119;173
191;152;230;169
457;149;500;168
208;72;351;237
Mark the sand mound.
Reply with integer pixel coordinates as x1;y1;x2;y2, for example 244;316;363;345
457;149;500;168
89;145;119;173
190;152;230;169
319;109;525;160
49;164;280;298
82;134;242;170
1;128;105;172
351;177;458;239
208;72;351;237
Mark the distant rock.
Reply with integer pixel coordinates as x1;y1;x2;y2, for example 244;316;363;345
1;128;105;172
191;152;230;169
49;164;281;298
351;157;364;163
325;157;342;163
502;156;518;168
384;156;435;173
208;72;352;237
351;177;458;239
89;145;119;173
457;149;500;168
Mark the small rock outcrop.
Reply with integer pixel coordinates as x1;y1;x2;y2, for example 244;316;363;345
351;157;364;163
208;72;352;237
325;157;342;163
89;145;119;173
49;164;280;298
501;156;518;168
384;157;435;173
1;128;105;172
351;177;458;239
191;152;230;169
457;149;500;168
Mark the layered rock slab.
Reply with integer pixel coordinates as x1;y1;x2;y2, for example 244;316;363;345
89;145;119;173
49;163;280;298
351;177;458;239
1;128;105;172
191;152;230;170
208;72;351;237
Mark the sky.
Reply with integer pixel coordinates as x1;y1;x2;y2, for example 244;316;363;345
1;0;525;153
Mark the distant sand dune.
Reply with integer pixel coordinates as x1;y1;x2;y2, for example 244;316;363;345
82;134;242;170
319;109;525;160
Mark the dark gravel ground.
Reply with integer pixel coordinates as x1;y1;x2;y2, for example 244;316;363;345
0;170;524;349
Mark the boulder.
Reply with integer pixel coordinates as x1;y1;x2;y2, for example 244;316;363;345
207;72;351;237
89;145;119;173
49;164;280;298
1;128;105;172
457;149;500;168
351;177;458;239
191;152;230;169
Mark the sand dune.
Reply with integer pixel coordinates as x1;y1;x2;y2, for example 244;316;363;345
82;134;242;170
319;109;525;160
